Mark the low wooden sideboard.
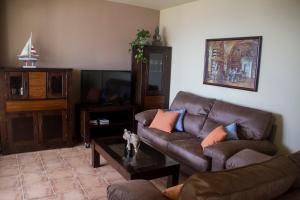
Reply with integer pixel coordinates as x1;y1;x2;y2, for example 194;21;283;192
0;67;73;154
79;104;135;148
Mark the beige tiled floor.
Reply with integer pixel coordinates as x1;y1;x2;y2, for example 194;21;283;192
0;145;184;200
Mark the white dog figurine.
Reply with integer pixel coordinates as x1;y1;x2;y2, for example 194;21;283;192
123;129;140;154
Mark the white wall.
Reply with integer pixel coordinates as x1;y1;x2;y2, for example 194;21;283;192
160;0;300;153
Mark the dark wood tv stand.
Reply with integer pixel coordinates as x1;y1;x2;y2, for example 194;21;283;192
79;104;135;147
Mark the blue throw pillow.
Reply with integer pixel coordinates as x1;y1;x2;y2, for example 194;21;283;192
172;108;186;132
225;123;239;140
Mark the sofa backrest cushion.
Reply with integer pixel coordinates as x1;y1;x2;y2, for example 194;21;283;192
200;100;274;140
179;155;300;200
170;91;215;137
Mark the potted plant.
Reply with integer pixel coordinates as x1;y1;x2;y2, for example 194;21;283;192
129;29;151;63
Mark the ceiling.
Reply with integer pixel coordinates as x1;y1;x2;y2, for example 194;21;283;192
106;0;197;10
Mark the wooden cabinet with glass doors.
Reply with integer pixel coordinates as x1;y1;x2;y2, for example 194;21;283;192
0;67;72;154
131;46;172;110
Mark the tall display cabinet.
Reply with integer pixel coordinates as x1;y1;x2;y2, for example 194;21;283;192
131;46;172;110
0;67;72;154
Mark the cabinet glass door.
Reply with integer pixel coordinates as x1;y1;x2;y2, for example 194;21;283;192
6;72;28;99
47;72;66;98
147;53;164;95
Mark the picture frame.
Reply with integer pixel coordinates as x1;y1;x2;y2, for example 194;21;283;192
203;36;262;91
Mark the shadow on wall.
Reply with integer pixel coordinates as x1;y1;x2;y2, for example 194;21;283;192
0;0;8;65
273;113;289;154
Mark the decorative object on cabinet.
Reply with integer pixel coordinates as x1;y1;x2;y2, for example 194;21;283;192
203;36;262;91
18;33;39;68
0;67;73;154
132;45;172;110
152;26;162;46
129;29;151;63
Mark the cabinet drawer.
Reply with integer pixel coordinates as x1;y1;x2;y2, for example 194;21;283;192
6;100;67;112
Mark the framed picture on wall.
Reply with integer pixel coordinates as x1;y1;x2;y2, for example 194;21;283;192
203;36;262;91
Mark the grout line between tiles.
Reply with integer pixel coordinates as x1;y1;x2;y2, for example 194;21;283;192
16;154;27;200
39;151;57;199
58;147;90;200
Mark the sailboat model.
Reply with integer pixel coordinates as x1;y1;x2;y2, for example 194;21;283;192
18;33;39;68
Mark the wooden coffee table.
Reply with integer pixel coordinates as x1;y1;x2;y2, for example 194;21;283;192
92;137;180;187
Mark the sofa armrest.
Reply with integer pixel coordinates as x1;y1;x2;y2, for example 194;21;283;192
203;140;277;171
107;180;168;200
135;109;158;126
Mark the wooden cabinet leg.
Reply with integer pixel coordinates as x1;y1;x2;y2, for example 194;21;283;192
92;141;100;168
167;171;179;187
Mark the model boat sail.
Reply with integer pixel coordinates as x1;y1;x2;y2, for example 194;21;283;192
18;33;39;68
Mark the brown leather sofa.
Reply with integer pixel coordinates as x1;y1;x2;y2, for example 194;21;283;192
135;91;277;174
107;152;300;200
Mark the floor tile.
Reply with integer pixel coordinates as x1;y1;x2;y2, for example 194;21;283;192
85;186;107;200
0;158;18;167
73;165;97;175
0;175;20;189
59;148;84;158
20;162;44;173
0;187;23;200
77;174;107;189
22;172;48;185
41;153;61;162
0;144;187;199
43;160;68;171
64;156;87;167
98;165;117;174
51;177;81;193
17;153;40;165
47;168;74;179
34;196;56;200
23;181;53;199
0;154;17;161
0;165;19;177
102;171;124;183
40;149;59;155
55;189;86;200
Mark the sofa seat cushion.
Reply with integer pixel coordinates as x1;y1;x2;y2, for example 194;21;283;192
167;139;210;172
226;149;272;169
138;126;195;150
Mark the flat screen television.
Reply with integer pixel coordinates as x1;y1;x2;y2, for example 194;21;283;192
81;70;132;106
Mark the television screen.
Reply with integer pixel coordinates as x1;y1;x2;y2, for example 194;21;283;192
81;70;132;105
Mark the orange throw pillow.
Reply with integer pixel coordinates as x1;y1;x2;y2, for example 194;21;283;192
162;184;184;200
149;109;179;133
201;126;227;148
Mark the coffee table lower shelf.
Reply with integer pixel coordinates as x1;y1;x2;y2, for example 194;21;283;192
92;137;180;187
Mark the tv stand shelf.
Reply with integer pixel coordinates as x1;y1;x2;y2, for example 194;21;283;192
79;104;135;147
